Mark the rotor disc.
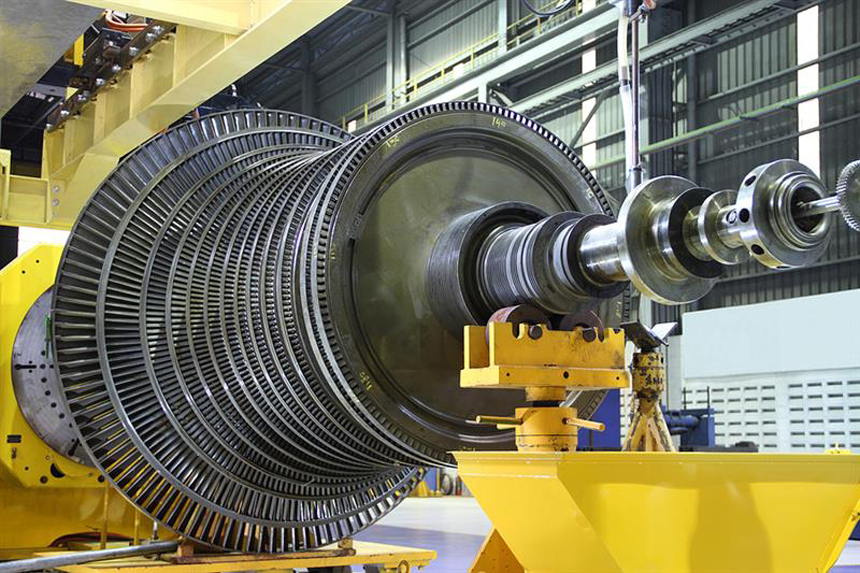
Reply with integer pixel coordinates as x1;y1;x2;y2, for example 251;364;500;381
12;289;91;466
53;104;626;552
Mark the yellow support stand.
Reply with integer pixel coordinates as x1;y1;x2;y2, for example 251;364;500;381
458;318;860;572
457;451;860;573
464;321;628;453
469;529;523;573
0;245;164;552
621;351;675;452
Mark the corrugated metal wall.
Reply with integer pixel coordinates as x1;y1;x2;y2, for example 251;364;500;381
307;0;505;124
408;0;497;78
695;18;797;192
317;43;387;122
654;1;860;326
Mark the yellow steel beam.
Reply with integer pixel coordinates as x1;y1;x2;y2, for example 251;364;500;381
66;0;259;35
0;0;348;230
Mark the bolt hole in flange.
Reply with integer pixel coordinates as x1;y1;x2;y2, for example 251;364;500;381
739;208;750;223
50;463;65;478
734;160;832;268
11;288;94;468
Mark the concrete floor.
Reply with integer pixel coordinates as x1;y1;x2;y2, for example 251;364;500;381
355;497;860;572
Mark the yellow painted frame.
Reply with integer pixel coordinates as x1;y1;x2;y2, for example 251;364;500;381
461;322;629;390
0;245;160;551
0;0;350;230
457;450;860;573
41;541;435;573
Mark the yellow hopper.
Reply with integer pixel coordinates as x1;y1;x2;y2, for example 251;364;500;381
456;451;860;573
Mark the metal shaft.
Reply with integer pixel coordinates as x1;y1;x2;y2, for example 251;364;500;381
0;541;180;573
794;194;840;218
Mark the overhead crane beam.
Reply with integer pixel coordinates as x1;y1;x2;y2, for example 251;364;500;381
0;0;349;230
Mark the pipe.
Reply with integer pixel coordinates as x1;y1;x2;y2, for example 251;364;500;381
0;541;180;573
617;9;635;190
591;73;860;171
617;2;644;192
629;14;643;190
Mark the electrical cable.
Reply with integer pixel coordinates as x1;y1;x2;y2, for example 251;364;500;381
104;10;147;33
519;0;575;18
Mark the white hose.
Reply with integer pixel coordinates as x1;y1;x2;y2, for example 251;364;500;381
617;8;637;185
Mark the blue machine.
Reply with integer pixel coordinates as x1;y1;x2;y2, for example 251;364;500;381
578;389;621;448
663;406;716;448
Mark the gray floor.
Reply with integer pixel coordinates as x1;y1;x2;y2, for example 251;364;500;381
355;497;860;572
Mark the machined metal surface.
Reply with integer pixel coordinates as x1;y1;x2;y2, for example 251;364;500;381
835;160;860;231
695;190;744;265
52;104;625;552
571;159;851;305
788;159;860;231
11;289;91;466
579;176;722;304
735;160;832;268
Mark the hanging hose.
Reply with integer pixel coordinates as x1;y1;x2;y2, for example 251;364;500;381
519;0;575;18
616;1;646;192
617;9;637;191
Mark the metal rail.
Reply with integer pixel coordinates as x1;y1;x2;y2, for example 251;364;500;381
589;73;860;171
0;541;180;573
337;0;597;130
513;0;816;117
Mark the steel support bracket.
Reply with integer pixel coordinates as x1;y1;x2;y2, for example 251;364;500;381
1;0;349;230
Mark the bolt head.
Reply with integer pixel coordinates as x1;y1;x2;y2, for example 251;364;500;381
527;324;543;340
128;47;139;57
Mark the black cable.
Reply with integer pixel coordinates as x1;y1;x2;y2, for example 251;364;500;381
519;0;575;18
